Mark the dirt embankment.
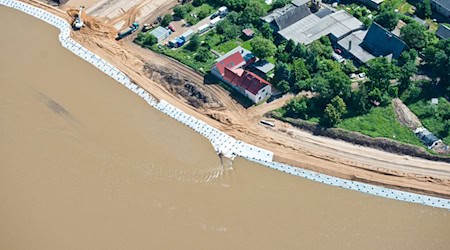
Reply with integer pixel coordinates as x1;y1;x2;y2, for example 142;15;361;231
270;112;450;163
142;63;222;109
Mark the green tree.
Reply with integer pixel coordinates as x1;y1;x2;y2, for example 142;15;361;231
251;37;276;59
216;19;240;41
273;62;291;86
285;97;308;119
285;39;296;54
198;6;213;19
195;47;211;62
366;57;398;93
260;22;273;40
192;0;206;7
135;32;158;47
290;59;310;88
271;0;290;10
241;1;267;25
186;34;201;51
316;70;352;102
424;39;450;93
398;61;418;93
223;0;248;11
321;96;347;127
400;22;428;50
417;0;432;19
374;10;399;31
275;79;290;93
350;86;371;115
161;14;173;27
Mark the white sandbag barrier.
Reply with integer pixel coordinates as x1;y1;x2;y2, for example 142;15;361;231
3;0;449;210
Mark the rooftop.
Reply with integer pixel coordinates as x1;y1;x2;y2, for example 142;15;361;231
223;68;271;95
215;46;254;63
433;0;450;11
337;30;375;63
262;4;312;30
149;26;169;38
253;60;275;74
361;22;408;60
278;10;364;45
215;51;245;76
436;24;450;39
242;28;255;37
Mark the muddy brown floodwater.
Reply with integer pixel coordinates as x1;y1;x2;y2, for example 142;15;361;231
1;6;450;250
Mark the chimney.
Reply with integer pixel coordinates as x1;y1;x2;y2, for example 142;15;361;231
348;40;352;51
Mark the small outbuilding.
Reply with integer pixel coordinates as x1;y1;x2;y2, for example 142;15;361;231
149;26;170;43
242;28;255;39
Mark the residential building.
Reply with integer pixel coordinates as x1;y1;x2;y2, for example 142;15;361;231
436;24;450;39
431;0;450;19
211;47;272;104
337;22;408;64
149;26;170;43
262;2;312;31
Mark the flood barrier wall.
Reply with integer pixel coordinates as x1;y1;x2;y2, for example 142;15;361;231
2;0;449;210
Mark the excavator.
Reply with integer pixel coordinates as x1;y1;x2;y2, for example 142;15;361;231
72;6;84;30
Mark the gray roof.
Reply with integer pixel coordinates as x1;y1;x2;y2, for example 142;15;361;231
253;60;275;74
150;26;169;39
262;4;312;30
338;30;375;63
215;46;253;63
314;8;333;18
291;0;310;6
436;24;450;39
361;22;408;60
433;0;450;11
278;10;364;45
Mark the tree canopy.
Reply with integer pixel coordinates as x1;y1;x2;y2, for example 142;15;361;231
400;22;428;50
251;37;276;59
374;10;399;31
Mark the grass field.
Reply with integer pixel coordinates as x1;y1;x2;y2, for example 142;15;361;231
338;105;423;146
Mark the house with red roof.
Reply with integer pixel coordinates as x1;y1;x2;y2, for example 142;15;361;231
211;47;272;104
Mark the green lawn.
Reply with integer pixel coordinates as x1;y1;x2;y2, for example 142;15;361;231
338;105;423;146
151;44;217;74
408;97;450;145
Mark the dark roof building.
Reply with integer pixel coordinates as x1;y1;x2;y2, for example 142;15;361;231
431;0;450;20
337;22;408;64
360;22;408;60
436;24;450;39
262;3;312;31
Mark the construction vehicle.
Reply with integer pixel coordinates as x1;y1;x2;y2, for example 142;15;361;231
72;6;84;30
115;22;139;40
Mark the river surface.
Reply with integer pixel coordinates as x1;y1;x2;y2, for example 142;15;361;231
1;6;450;250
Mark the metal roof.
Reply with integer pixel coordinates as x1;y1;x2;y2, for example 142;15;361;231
436;24;450;39
433;0;450;11
278;10;363;45
253;60;275;74
361;22;408;60
215;46;253;63
337;30;375;63
149;26;169;39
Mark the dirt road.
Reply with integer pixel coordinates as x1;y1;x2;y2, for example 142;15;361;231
21;0;450;198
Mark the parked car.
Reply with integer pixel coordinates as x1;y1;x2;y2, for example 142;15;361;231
168;25;175;32
210;12;219;20
358;72;366;78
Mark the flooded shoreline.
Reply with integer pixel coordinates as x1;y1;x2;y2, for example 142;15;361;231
1;4;450;250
